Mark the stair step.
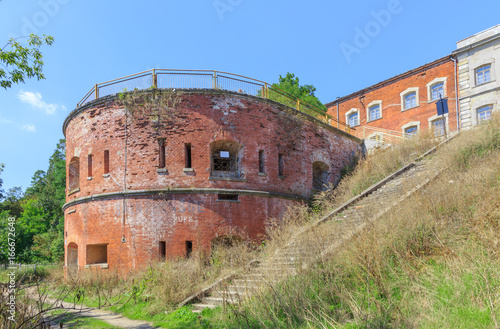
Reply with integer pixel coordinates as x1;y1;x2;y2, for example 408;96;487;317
192;303;218;312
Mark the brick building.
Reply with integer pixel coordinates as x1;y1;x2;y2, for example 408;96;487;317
63;84;361;273
326;56;459;146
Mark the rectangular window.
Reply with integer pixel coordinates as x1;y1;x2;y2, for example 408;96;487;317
158;139;165;169
476;65;491;85
278;154;284;176
431;83;444;101
159;241;166;260
258;150;265;173
87;154;93;177
432;119;445;137
217;194;239;201
477;105;492;122
86;244;108;265
404;92;417;109
104;150;110;174
369;105;380;121
348;112;359;127
185;241;193;258
185;143;192;169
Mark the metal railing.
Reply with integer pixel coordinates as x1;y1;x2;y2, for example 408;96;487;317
355;125;407;145
77;69;353;132
0;263;57;271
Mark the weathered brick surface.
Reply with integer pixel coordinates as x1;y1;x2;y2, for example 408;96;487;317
326;57;459;136
63;90;361;272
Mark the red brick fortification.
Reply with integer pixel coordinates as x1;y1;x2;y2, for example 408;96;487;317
63;89;361;273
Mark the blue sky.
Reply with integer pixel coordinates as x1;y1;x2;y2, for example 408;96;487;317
1;0;499;192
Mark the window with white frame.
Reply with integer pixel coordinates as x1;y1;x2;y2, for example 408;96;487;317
404;126;418;137
430;82;444;101
427;78;447;102
477;105;492;123
404;92;417;109
367;101;382;122
346;109;359;127
400;87;419;111
401;121;420;138
431;118;445;137
475;64;491;85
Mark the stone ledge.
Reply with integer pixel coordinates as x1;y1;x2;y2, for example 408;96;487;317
84;263;109;269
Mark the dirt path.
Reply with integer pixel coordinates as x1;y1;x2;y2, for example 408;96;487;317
23;285;158;329
45;297;157;328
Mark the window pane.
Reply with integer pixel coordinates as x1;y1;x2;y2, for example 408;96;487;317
432;119;445;136
476;65;491;85
405;92;416;109
369;105;380;121
431;83;444;100
404;126;418;137
477;105;492;122
348;112;358;126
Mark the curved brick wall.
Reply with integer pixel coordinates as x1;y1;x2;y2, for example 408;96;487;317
63;89;361;271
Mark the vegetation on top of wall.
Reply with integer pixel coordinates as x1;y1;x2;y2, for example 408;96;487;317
118;88;182;130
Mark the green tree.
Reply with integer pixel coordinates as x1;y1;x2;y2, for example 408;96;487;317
16;199;48;262
23;139;66;263
0;140;66;263
0;34;54;89
268;72;327;113
0;186;23;219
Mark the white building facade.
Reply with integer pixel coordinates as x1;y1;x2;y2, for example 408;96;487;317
454;25;500;129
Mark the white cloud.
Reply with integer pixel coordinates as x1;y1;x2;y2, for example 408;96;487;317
17;90;66;115
21;124;37;133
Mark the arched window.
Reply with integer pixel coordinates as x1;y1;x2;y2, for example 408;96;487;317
68;157;80;193
404;92;417;109
210;140;243;178
404;126;418;137
312;161;329;191
400;87;419;111
431;118;446;137
475;64;491;85
477;105;492;123
370;105;380;121
430;82;444;101
67;242;78;277
346;109;359;127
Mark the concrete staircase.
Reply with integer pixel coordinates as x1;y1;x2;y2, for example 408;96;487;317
189;155;441;313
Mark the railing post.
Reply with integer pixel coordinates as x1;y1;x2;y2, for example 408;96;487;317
296;99;300;112
212;71;217;89
95;84;99;99
264;83;268;98
152;69;157;88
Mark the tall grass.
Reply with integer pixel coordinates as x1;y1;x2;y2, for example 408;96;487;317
315;129;439;212
45;239;258;320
